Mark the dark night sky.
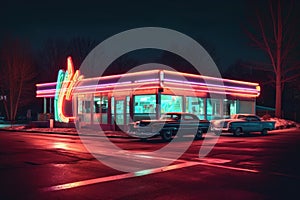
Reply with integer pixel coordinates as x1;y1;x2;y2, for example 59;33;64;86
1;0;300;120
0;0;270;70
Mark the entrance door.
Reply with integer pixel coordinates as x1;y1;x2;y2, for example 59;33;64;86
113;96;130;131
115;100;125;126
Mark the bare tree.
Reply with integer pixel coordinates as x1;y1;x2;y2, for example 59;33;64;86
0;37;37;122
38;37;98;83
245;0;300;117
38;38;68;82
66;37;98;68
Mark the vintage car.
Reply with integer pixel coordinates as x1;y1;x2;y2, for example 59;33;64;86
128;112;210;142
210;114;275;136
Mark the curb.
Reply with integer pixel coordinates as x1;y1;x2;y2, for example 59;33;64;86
0;128;133;139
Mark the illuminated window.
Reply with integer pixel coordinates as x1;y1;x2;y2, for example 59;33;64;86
186;97;205;119
83;101;91;113
134;95;156;113
116;100;124;125
207;98;221;120
93;95;108;124
78;96;84;115
77;94;92;122
111;97;114;124
161;95;182;113
134;95;156;121
101;96;108;124
94;96;101;113
222;99;236;118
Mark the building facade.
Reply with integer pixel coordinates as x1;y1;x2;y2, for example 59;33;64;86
36;59;260;130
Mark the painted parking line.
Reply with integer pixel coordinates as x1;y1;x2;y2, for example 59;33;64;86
43;161;200;192
42;156;298;192
198;162;259;173
43;157;261;192
196;158;259;173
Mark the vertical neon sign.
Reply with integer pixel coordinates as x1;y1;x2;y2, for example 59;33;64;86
54;57;83;123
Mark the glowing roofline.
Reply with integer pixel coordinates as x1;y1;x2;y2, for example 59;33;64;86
36;69;259;87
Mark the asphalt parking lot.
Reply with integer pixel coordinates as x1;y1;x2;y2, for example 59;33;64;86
0;128;299;199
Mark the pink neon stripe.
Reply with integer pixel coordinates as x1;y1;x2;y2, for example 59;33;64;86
163;70;259;86
164;79;257;92
164;82;258;94
36;82;57;87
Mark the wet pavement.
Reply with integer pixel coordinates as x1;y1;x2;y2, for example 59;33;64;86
0;128;300;199
0;125;131;138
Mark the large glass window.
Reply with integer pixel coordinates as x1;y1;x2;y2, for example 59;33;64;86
230;100;237;115
223;99;237;118
134;95;156;113
93;95;108;124
111;97;115;124
77;95;84;115
101;96;108;124
77;94;92;122
207;98;221;120
116;100;124;125
161;95;182;113
134;95;156;121
186;97;205;119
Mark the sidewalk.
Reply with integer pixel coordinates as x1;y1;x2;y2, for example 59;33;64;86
0;125;132;138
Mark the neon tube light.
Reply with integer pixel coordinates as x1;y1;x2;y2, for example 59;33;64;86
164;82;259;94
164;79;258;92
54;57;83;123
163;70;259;86
37;69;260;99
36;82;57;87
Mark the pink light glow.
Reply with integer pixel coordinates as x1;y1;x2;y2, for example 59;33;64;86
164;79;258;92
79;69;160;82
36;82;57;87
164;86;259;98
72;86;161;95
164;82;258;95
36;94;55;98
36;69;260;98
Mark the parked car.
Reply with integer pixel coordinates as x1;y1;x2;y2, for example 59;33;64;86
128;112;210;142
210;114;275;136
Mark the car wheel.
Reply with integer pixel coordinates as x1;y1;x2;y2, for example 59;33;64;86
234;127;242;136
261;128;268;136
161;130;172;142
195;129;203;140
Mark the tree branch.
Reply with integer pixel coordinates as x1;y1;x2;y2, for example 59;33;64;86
283;73;300;82
257;14;277;72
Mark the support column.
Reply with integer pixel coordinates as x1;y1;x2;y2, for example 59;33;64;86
236;100;240;114
156;90;161;119
44;98;47;113
130;94;134;123
182;95;186;112
90;94;94;125
49;98;52;114
204;98;207;120
220;99;224;118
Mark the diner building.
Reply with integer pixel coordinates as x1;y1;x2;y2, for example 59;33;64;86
36;59;260;130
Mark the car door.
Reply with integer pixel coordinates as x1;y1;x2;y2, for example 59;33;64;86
246;116;261;132
181;114;199;133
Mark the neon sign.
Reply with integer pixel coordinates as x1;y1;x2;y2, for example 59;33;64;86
54;57;83;123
